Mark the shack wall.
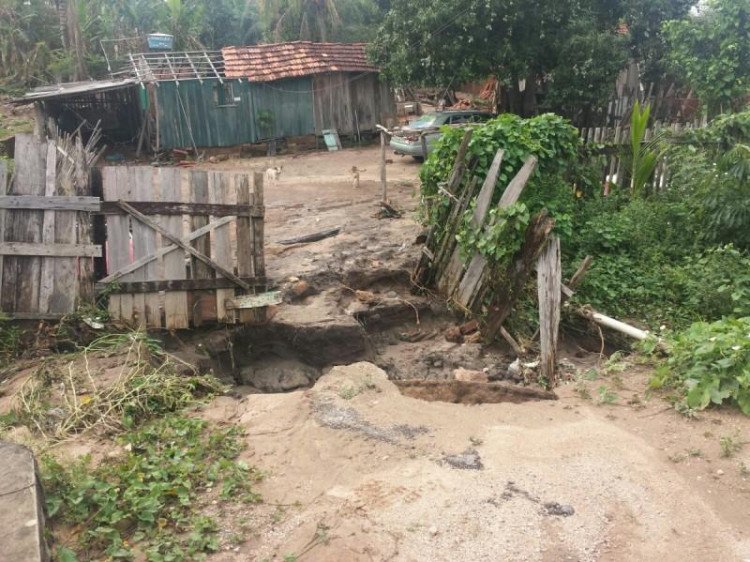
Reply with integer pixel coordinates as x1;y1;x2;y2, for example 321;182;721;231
153;77;314;149
312;72;395;135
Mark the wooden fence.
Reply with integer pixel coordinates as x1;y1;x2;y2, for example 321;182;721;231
0;134;101;319
98;166;266;329
0;134;268;328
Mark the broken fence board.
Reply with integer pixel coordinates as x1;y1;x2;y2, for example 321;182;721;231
0;195;100;212
537;236;561;384
98;201;260;217
98;277;265;294
278;226;340;246
225;290;282;310
439;149;505;295
455;156;538;309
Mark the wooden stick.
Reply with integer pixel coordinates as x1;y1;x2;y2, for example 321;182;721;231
278;226;340;246
117;200;251;291
380;130;387;202
568;255;593;290
537;236;561;384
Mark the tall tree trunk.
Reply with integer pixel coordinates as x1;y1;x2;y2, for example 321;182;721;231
56;0;68;49
522;72;538;117
67;0;87;81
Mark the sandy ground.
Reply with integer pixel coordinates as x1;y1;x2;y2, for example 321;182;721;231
201;362;750;562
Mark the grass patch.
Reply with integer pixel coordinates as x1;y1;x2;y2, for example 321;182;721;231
10;331;225;440
43;415;262;561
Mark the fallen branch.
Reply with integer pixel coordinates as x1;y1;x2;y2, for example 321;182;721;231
278;226;341;245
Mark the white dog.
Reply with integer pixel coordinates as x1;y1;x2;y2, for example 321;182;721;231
264;164;283;185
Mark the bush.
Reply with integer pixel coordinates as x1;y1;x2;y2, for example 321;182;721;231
652;317;750;414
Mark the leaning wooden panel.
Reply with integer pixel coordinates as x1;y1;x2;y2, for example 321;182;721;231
160;168;189;329
209;171;235;323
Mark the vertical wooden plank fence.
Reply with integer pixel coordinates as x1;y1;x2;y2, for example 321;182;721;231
0;133;101;319
98;166;266;329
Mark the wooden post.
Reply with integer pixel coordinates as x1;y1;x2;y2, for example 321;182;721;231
380;130;387;202
537;235;561;385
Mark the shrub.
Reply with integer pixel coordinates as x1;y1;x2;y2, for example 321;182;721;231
652;317;750;414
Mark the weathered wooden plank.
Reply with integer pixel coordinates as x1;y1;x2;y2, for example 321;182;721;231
0;160;6;295
98;201;260;217
39;140;58;314
160;168;189;329
98;215;235;284
0;243;101;257
103;166;132;322
210;172;235;323
127;167;148;327
6;134;47;314
0;195;100;211
97;276;266;294
455;156;538;309
439;149;504;295
72;133;94;310
225;290;281;310
117;200;251;291
252;171;265;281
235;174;257;323
190;171;212;326
537;236;561;385
136;168;161;328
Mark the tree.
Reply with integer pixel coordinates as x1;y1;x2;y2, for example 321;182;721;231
259;0;342;42
370;0;629;118
664;0;750;115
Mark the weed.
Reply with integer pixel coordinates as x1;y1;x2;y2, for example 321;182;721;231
469;436;484;446
42;415;262;560
12;331;225;440
272;506;287;524
596;386;619;405
574;381;591;400
668;452;686;463
687;447;703;458
582;369;599;381
0;313;22;361
627;394;645;409
283;555;298;562
720;433;743;458
338;375;378;400
739;462;749;477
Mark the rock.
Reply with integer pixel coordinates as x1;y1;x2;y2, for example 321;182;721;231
544;502;575;517
459;319;480;335
241;359;318;392
444;326;463;343
453;368;489;383
386;290;398;299
716;469;724;476
429;526;439;536
443;448;483;470
355;290;379;305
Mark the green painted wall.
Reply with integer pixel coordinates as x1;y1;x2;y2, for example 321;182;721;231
154;77;315;149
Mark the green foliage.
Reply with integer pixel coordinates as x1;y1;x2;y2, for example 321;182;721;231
719;432;743;457
421;113;579;270
371;0;630;116
42;415;262;561
664;0;750;114
629;102;665;197
0;313;21;361
652;317;750;415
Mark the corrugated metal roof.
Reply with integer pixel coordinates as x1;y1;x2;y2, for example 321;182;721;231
222;42;378;82
15;79;137;103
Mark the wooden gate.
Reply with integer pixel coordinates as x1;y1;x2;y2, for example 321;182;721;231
98;166;266;329
0;134;100;319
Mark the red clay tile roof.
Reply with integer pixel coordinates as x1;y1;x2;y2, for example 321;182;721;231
222;42;378;82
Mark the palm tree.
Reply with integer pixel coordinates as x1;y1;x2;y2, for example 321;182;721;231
259;0;341;42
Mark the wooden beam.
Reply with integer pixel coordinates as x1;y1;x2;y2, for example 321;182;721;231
0;242;102;257
98;201;261;217
117;200;251;291
97;276;266;294
225;291;282;310
0;195;100;212
380;130;387;201
100;215;235;284
537;236;561;384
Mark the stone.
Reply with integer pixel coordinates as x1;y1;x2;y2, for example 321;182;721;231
241;359;318;392
443;448;483;470
544;502;575;517
453;368;489;383
444;326;463;343
459;319;479;335
0;442;49;561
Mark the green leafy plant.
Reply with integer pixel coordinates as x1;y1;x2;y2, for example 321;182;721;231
629;101;664;197
719;432;744;457
652;317;750;415
42;415;262;561
596;386;619;405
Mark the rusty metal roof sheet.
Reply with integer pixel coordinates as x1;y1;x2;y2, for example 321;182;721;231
222;42;378;82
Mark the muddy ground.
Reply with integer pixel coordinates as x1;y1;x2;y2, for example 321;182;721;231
3;145;750;561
